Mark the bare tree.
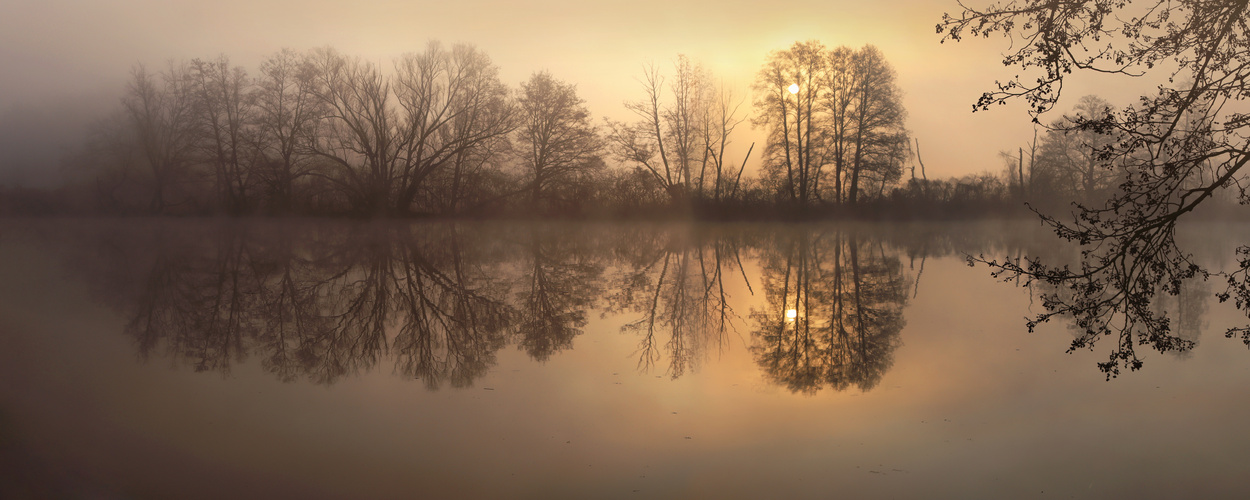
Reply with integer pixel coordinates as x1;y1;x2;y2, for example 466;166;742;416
190;55;257;213
1030;95;1120;204
391;42;515;214
516;71;601;213
121;63;200;212
607;56;713;204
754;43;908;207
303;43;514;215
253;48;321;213
821;46;858;204
701;83;751;202
846;46;908;205
753;40;829;207
302;47;395;214
665;55;709;196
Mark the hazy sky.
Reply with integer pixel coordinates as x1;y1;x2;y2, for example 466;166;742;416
0;0;1147;186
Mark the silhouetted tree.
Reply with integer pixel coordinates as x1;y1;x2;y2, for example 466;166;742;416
189;56;257;214
754;43;908;207
303;44;514;215
943;0;1250;376
701;84;752;202
121;63;200;212
253;48;321;213
607;56;716;204
516;71;602;214
1029;95;1121;205
754;41;828;207
845;46;908;204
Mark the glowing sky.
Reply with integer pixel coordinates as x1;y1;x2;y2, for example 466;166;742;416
0;0;1147;185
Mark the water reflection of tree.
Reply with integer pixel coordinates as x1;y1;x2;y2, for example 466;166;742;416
513;226;604;362
127;227;262;375
1155;278;1210;358
750;230;908;394
250;229;332;382
606;226;751;378
100;223;517;388
71;221;622;388
388;230;514;389
62;219;1220;389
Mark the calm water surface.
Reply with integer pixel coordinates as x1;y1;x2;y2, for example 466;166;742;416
2;218;1248;498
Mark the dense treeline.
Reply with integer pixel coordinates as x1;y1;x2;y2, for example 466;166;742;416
2;40;1174;218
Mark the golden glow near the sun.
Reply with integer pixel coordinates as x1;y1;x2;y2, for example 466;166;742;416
787;83;800;94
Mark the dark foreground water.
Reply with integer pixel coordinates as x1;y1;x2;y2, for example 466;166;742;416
2;218;1249;499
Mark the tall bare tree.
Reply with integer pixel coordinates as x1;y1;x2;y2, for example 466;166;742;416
302;47;394;213
516;71;601;213
607;55;714;204
754;40;829;207
700;83;751;202
190;55;256;213
121;63;200;212
821;46;858;204
303;43;514;215
391;43;515;214
253;48;320;213
755;43;908;207
846;45;908;205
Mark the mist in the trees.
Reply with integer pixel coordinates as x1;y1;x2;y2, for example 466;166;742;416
0;41;1099;219
5;1;1250;496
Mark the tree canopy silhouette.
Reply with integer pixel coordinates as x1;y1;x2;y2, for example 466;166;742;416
941;0;1250;377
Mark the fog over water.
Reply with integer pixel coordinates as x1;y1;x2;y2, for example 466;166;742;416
4;0;1250;496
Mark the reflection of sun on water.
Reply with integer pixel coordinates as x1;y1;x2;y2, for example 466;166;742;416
785;309;798;321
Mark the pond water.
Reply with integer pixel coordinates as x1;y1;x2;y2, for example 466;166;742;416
2;218;1249;498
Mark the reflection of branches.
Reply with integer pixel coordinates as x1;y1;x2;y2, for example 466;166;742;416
391;234;512;390
619;249;671;373
753;234;821;393
608;226;751;378
298;234;394;384
1161;277;1210;358
56;218;1228;390
514;227;603;362
942;0;1250;377
751;230;907;394
253;237;331;383
128;229;259;375
84;222;523;388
